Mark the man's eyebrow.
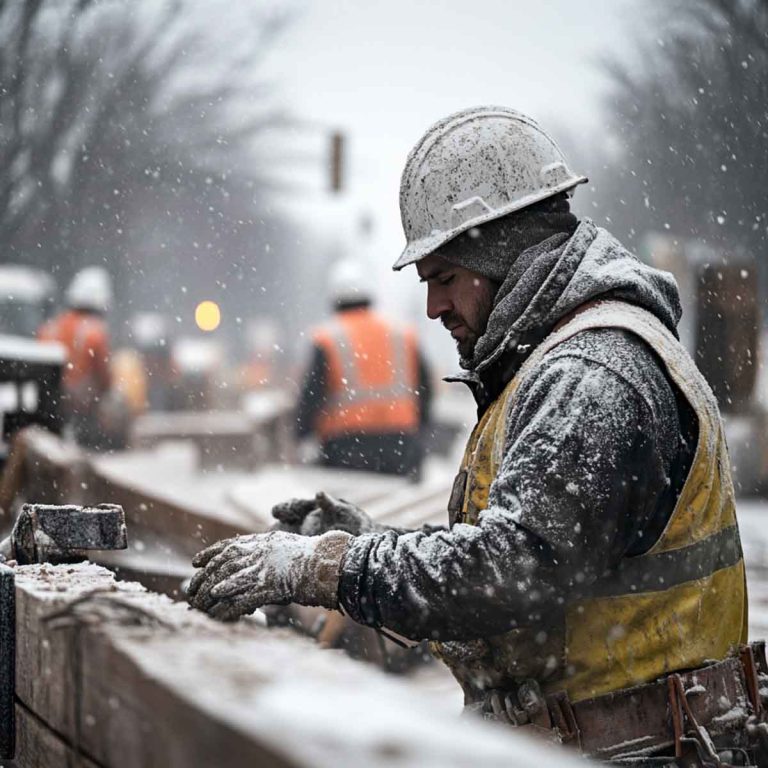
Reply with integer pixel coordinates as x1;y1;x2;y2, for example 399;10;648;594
418;268;448;283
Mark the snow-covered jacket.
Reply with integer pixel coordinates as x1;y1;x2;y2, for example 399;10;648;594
439;298;745;704
338;220;696;651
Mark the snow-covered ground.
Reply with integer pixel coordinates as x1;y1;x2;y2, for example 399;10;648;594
736;498;768;639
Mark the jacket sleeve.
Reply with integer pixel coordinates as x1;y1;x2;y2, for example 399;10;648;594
338;353;673;641
295;344;328;439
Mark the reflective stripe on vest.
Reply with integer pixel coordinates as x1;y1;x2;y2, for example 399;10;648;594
434;300;747;704
314;309;420;440
327;319;411;403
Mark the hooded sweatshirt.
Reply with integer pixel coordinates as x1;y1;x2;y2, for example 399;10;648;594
338;220;696;642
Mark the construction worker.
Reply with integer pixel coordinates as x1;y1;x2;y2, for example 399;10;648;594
190;108;755;763
238;319;279;392
294;259;432;478
129;312;177;412
38;266;113;448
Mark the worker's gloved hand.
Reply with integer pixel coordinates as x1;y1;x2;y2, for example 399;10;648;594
270;497;319;533
272;491;378;537
187;529;352;622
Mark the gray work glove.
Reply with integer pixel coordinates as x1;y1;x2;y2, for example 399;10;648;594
187;529;352;622
271;491;379;537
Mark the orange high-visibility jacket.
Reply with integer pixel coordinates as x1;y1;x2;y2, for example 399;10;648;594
240;359;273;391
312;308;420;441
38;309;111;396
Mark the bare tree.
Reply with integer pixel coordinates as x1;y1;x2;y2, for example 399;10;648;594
0;0;309;344
589;0;768;266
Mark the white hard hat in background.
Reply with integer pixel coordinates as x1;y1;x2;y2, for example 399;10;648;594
328;259;374;306
245;318;278;353
394;106;587;270
131;312;168;349
66;266;113;312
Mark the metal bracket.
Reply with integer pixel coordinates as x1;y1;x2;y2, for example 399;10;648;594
668;673;728;767
740;644;763;718
545;690;582;749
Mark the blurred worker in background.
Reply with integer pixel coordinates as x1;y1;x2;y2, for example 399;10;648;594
111;347;147;417
111;312;177;417
132;312;176;412
295;260;432;478
239;319;278;392
38;266;113;448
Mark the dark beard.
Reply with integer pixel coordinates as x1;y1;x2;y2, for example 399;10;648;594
441;311;480;360
456;334;477;359
450;285;497;367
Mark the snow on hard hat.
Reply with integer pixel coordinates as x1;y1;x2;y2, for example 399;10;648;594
394;106;588;270
328;259;374;306
66;266;113;312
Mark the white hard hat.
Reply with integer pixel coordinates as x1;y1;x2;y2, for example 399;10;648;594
328;260;373;306
246;318;277;352
66;266;113;312
394;106;587;270
131;312;168;349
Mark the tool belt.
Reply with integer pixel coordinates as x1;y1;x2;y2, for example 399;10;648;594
475;642;768;766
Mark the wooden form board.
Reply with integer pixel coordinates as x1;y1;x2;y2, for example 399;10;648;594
130;391;295;470
12;563;310;768
13;704;100;768
11;427;454;555
9;429;252;557
10;563;569;768
4;428;455;628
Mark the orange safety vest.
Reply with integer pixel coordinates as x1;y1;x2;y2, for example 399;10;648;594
240;359;273;390
312;308;420;441
38;309;111;397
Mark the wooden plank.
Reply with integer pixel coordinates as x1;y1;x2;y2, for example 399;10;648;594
131;411;256;441
3;427;88;512
0;433;27;524
11;563;552;768
14;564;111;740
13;563;298;768
131;412;258;471
225;466;408;529
130;395;295;472
11;428;446;556
86;461;248;557
14;703;100;768
368;482;451;528
94;525;192;599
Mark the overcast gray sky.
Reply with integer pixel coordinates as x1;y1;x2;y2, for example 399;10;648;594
262;0;646;364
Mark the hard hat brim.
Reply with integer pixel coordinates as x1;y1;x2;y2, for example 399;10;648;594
392;176;588;271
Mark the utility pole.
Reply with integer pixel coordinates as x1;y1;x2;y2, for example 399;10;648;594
329;131;345;194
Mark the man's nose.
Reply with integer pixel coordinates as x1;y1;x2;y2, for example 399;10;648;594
426;285;452;320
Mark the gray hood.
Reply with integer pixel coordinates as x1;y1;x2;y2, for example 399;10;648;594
466;218;682;376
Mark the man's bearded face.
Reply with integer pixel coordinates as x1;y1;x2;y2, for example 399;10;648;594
416;253;497;359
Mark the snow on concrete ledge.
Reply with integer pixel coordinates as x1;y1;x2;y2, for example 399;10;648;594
13;562;589;768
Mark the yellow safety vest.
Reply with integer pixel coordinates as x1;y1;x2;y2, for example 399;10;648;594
435;300;747;704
